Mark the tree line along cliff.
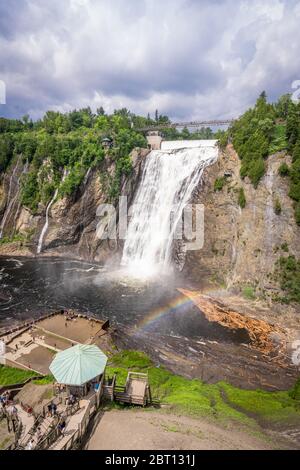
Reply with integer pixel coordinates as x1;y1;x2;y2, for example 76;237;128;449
0;94;300;303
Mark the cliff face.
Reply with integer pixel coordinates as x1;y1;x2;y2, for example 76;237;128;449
185;145;300;296
0;148;148;261
1;144;299;300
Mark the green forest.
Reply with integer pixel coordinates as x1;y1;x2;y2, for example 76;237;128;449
228;91;300;225
0;108;222;213
0;108;150;211
1;93;300;223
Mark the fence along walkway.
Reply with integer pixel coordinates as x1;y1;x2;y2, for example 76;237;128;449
49;372;151;451
7;372;152;450
45;378;104;450
48;400;89;450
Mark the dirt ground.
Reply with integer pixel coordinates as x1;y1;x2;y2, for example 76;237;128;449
86;410;276;450
16;345;55;374
16;382;54;414
37;315;104;343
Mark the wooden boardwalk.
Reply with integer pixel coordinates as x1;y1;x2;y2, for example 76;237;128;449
103;372;151;406
49;400;89;450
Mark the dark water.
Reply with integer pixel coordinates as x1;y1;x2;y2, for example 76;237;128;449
0;256;249;343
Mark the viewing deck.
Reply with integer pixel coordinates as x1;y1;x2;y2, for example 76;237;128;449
103;372;151;407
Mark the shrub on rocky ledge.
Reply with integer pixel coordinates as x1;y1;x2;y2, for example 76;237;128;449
278;162;290;176
238;187;246;208
289;378;300;401
273;197;282;215
274;255;300;303
214;177;226;192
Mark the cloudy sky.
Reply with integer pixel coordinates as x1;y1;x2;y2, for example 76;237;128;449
0;0;300;121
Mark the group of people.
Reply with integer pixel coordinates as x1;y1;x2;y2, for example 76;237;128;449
54;383;66;394
64;310;76;328
47;402;57;417
65;393;77;406
0;392;19;433
0;391;12;416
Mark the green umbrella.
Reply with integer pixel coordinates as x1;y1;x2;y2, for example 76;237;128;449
49;344;107;386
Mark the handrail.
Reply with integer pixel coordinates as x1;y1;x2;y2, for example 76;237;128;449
135;119;234;132
35;425;60;450
42;395;62;417
64;401;80;417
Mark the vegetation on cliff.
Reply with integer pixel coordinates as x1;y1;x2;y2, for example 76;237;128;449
273;255;300;303
228;92;300;225
238;187;246;208
0;108;227;214
0;109;148;212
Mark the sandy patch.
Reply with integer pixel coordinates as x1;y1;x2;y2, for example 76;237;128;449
86;410;275;450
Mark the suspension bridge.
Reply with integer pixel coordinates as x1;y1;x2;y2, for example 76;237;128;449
135;119;235;132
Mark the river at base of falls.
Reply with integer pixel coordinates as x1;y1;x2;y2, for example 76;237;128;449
0;256;248;345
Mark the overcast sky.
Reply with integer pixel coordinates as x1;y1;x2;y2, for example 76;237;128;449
0;0;300;121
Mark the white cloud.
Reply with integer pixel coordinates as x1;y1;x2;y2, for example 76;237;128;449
0;0;300;120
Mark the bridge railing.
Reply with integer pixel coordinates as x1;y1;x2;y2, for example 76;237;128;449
135;119;235;132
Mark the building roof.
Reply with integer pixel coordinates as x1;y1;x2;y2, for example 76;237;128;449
49;344;107;386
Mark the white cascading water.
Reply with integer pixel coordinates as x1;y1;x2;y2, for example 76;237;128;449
37;188;59;254
37;169;68;254
0;158;25;239
121;140;218;276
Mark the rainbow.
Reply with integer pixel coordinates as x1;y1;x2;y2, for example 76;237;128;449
135;291;198;331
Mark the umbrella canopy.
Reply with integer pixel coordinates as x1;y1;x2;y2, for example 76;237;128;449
49;344;107;386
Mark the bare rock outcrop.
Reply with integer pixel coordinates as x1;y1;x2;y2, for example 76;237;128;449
184;145;300;297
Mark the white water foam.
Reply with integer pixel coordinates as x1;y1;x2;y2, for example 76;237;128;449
37;169;68;254
121;140;218;277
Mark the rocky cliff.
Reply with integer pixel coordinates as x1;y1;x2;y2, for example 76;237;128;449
1;144;300;303
185;144;300;299
0;148;148;261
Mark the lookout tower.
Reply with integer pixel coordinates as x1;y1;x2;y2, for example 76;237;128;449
146;131;162;150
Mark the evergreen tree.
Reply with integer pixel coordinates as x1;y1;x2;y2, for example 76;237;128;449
96;106;105;116
286;102;300;151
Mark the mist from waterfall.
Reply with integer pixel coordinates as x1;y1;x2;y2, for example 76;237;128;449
121;140;218;276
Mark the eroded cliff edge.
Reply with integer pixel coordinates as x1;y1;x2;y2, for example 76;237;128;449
185;145;300;299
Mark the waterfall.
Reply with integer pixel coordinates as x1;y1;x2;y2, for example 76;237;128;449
37;188;59;254
37;169;68;254
83;167;91;186
121;140;218;276
0;158;21;238
80;167;92;219
77;167;92;258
